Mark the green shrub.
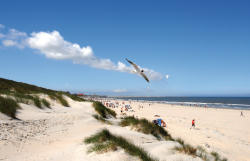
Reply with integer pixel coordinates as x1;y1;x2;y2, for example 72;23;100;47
211;151;227;161
48;94;56;100
33;96;42;108
93;114;112;124
41;99;51;108
120;116;172;140
56;94;69;107
92;101;116;118
196;146;209;161
93;114;106;122
0;96;20;118
84;129;156;161
176;138;184;145
174;144;197;156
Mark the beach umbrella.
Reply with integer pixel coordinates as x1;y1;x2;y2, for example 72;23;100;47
126;58;150;83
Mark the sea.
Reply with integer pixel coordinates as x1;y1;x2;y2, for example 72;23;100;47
113;97;250;110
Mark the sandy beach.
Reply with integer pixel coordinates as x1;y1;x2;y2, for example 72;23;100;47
1;95;249;161
107;100;250;161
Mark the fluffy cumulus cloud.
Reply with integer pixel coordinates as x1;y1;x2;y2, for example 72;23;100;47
0;26;168;81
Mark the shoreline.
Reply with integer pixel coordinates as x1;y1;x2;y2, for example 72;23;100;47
102;97;250;111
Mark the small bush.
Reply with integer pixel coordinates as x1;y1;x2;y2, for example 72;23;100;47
84;129;156;161
176;138;184;145
15;96;30;104
0;96;20;118
211;151;227;161
93;114;112;124
88;141;117;153
48;94;56;100
174;144;197;156
120;116;172;140
92;101;116;118
41;99;51;108
196;146;209;161
33;96;42;108
56;94;69;107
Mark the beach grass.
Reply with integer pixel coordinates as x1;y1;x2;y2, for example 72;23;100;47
92;101;116;119
120;116;173;140
0;77;84;108
174;141;197;156
84;129;156;161
33;96;42;108
0;96;20;119
195;146;210;161
55;94;69;107
92;114;112;124
211;151;228;161
174;138;228;161
41;98;51;108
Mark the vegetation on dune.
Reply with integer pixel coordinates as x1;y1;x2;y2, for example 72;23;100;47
84;129;156;161
92;114;112;124
0;78;55;94
41;98;51;108
0;77;85;117
33;96;42;108
120;116;173;140
211;151;228;161
0;96;20;119
55;94;69;107
92;101;116;119
0;77;86;107
174;138;197;156
174;138;228;161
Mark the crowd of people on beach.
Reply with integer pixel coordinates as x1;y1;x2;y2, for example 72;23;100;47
94;98;247;133
95;99;199;130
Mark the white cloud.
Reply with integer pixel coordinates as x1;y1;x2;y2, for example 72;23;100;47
26;30;164;80
0;28;27;48
0;33;5;39
8;29;27;39
2;40;17;46
165;74;169;79
1;26;168;81
113;89;127;93
0;24;5;29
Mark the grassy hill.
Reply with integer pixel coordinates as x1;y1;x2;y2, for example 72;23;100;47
0;77;85;118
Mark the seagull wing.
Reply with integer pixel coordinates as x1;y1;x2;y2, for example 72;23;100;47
140;72;150;82
126;58;150;83
126;58;141;73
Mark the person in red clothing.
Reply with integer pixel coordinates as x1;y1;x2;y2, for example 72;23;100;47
191;119;195;129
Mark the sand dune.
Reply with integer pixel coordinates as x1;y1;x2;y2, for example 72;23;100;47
1;96;249;161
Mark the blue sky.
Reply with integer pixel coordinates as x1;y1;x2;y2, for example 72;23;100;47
0;0;250;96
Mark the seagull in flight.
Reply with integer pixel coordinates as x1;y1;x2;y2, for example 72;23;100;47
126;58;150;83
